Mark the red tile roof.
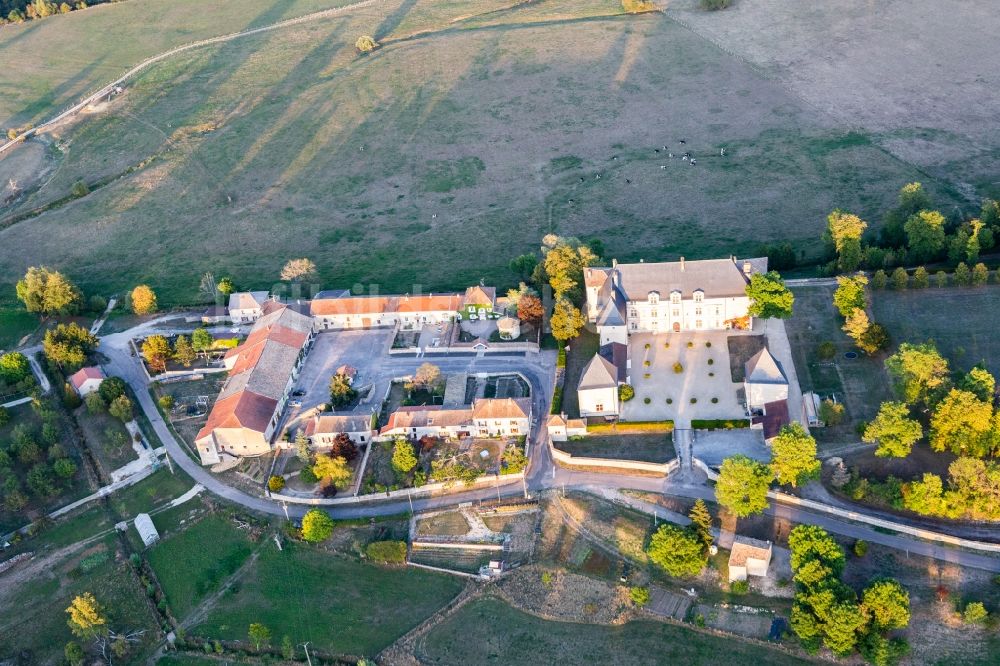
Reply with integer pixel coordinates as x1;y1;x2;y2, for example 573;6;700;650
310;296;396;316
69;366;105;390
196;391;277;440
395;294;462;313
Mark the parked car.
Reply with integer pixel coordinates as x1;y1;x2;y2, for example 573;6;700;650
288;399;302;408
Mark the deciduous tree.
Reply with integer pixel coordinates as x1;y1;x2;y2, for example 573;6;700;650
862;580;910;632
65;593;106;639
646;524;706;577
745;271;793;319
108;395;133;422
863;402;922;458
43;323;97;370
300;509;334;542
173;335;196;368
885;342;949;405
770;422;820;487
715;455;771;518
0;351;30;383
130;284;157;315
833;274;867;317
517;293;543;326
248;622;271;651
98;377;126;404
929;389;994;457
280;258;317;282
16;266;82;316
141;335;172;374
904;210;946;263
329;373;357;407
191;327;213;355
391;438;418;475
311;454;351;488
550;297;585;342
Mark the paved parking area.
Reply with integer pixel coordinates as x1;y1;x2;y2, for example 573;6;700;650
620;331;746;426
294;329;394;413
691;428;770;466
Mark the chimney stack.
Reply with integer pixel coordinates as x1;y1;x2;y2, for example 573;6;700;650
680;257;685;271
612;258;618;268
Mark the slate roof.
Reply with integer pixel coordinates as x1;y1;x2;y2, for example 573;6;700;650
599;342;629;383
380;406;473;434
615;258;761;299
745;348;788;385
578;354;619;391
228;291;269;312
304;414;372;436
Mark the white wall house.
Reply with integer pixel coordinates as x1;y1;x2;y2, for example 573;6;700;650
577;355;620;418
304;414;374;447
472;398;531;437
228;291;271;324
68;366;105;397
585;256;765;339
728;536;773;582
744;347;789;410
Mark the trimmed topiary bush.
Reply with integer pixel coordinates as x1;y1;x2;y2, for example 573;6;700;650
619;384;635;402
643;397;651;404
664;342;670;349
644;343;651;350
690;398;697;404
705;341;712;348
666;398;673;405
707;358;714;365
686;341;694;348
673;362;683;374
711;397;719;404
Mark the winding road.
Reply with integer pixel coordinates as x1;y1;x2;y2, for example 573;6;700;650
90;314;1000;573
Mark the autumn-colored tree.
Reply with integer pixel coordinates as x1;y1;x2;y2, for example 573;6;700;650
43;323;97;370
517;294;544;326
280;258;317;282
863;402;922;458
130;284;157;315
141;335;172;374
311;454;352;488
770;422;820;487
300;509;334;542
550;297;585;342
65;593;107;639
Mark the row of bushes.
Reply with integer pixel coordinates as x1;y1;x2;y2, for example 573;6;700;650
690;419;751;430
586;420;674;434
550;386;563;414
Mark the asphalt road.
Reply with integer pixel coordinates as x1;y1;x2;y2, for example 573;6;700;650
94;315;1000;573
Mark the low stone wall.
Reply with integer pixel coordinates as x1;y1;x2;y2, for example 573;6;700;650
692;457;1000;555
550;439;677;476
270;471;525;506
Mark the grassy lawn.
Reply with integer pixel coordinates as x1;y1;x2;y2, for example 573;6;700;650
0;0;961;307
421;597;814;665
147;514;255;619
556;432;675;462
0;534;160;664
871;285;1000;376
192;542;465;656
0;305;38;350
561;330;600;418
107;467;195;519
784;286;892;446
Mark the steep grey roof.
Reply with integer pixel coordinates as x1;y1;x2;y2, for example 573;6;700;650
599;343;629;383
614;258;764;299
745;348;788;385
596;294;625;326
578;354;619;391
228;291;269;311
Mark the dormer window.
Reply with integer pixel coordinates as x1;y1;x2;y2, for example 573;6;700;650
693;290;704;303
648;291;659;304
670;291;681;304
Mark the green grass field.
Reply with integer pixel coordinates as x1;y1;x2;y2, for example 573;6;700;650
421;597;814;665
0;305;38;349
0;535;160;664
192;542;465;656
147;514;255;618
0;0;963;306
871;285;1000;377
556;432;675;462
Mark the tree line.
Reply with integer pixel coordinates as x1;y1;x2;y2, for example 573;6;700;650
0;0;124;26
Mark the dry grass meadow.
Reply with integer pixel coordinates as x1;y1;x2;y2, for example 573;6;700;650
0;0;996;305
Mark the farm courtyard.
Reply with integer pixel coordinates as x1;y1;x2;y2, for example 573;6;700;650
2;0;997;305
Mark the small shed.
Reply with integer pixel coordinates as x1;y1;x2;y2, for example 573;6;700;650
134;513;160;547
728;535;772;582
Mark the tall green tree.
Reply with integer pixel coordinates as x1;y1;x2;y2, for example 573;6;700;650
391;438;418;475
904;210;947;263
833;274;868;317
329;373;357;407
745;271;793;319
863;402;922;458
43;323;97;370
16;266;82;316
825;210;867;272
300;509;334;542
191;328;213;355
248;622;271;651
687;499;713;552
646;524;706;577
770;423;820;487
0;352;31;383
715;455;771;518
862;580;910;632
884;342;949;405
173;335;196;368
929;388;994;457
